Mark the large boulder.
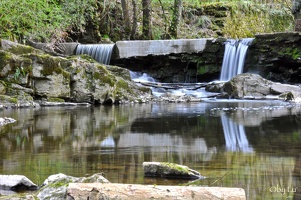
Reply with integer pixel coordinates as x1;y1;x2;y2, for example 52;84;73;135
218;73;301;102
222;73;273;99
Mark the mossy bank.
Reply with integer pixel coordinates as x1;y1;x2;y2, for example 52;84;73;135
0;40;152;107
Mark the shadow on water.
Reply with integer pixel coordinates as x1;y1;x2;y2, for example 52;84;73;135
0;101;301;199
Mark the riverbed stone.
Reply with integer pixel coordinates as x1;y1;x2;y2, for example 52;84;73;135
143;162;204;180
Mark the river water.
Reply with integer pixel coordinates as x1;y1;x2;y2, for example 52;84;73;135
0;100;301;199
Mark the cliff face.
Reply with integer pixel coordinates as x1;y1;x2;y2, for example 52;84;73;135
245;32;301;83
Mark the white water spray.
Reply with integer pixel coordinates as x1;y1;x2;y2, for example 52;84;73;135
220;38;254;81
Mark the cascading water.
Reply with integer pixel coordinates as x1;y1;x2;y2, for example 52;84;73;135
75;44;115;65
130;71;219;98
221;114;253;152
220;38;254;81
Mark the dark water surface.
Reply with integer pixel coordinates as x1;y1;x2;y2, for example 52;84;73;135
1;100;301;199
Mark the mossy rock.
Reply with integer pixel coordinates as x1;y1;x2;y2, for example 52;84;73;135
0;95;18;104
0;39;42;55
0;50;33;85
143;162;203;180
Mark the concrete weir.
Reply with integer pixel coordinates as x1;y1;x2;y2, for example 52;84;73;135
115;39;211;58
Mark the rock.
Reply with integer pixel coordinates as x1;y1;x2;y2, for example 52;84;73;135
246;32;301;83
0;175;37;192
0;117;16;126
222;73;272;99
37;173;109;200
270;82;301;94
0;40;152;106
67;183;246;200
218;73;301;102
143;162;204;180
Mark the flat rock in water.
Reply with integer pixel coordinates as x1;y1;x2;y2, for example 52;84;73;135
0;175;37;191
143;162;204;180
67;183;246;200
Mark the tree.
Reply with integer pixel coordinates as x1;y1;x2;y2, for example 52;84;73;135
142;0;153;40
121;0;131;39
292;0;301;31
169;0;182;38
130;0;138;39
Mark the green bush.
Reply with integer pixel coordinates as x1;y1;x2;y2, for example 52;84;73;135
0;0;97;43
222;2;294;38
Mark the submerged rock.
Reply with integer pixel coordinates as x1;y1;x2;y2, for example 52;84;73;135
143;162;204;180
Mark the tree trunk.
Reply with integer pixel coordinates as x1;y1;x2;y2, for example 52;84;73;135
169;0;182;38
293;0;301;31
121;0;131;39
142;0;153;40
130;0;138;39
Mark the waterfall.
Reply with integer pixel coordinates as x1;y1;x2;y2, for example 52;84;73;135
221;114;253;152
220;38;254;81
75;44;115;65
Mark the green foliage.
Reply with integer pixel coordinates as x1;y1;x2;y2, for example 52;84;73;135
0;0;98;43
0;0;296;42
0;0;64;42
222;2;294;38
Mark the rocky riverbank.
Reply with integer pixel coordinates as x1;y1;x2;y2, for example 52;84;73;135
0;39;153;108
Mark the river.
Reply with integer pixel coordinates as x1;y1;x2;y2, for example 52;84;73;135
0;100;300;199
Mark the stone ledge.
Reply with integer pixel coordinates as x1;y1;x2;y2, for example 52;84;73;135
66;183;246;200
115;39;212;58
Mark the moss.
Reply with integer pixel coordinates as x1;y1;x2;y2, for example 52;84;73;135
37;54;70;79
0;50;10;67
49;181;69;188
161;162;190;173
0;95;18;104
197;65;209;75
279;47;301;60
93;68;115;87
116;79;129;90
8;44;38;55
48;97;65;102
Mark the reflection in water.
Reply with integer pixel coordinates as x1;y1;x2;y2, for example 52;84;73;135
0;101;301;199
221;114;253;152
